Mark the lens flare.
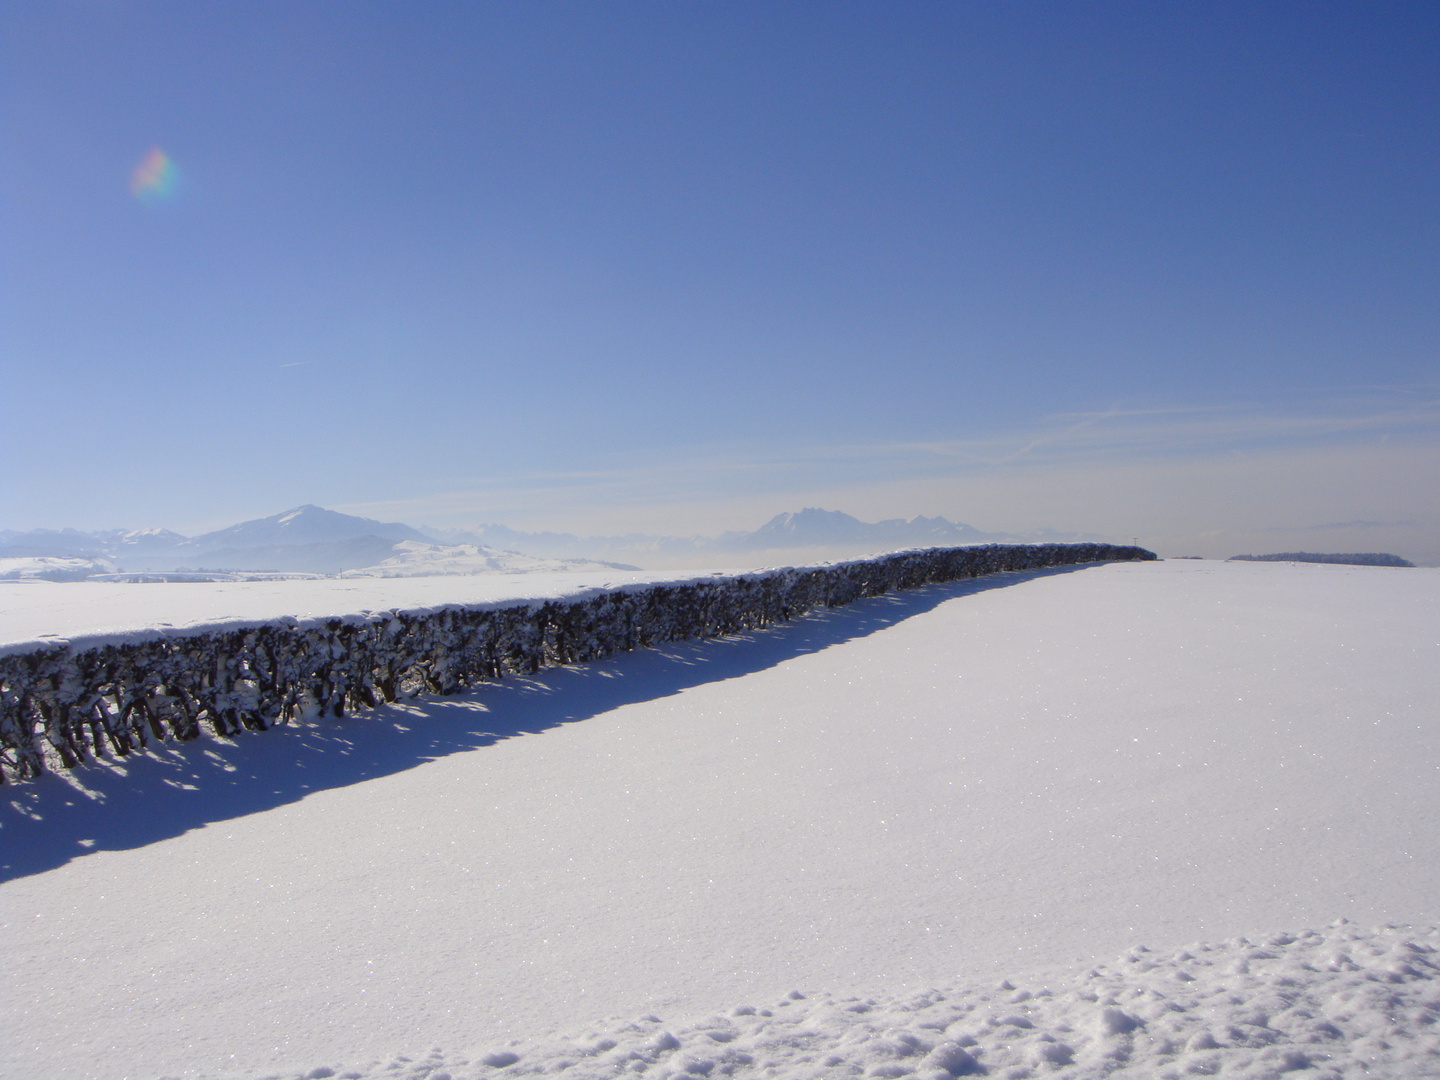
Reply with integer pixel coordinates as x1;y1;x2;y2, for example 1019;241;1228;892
130;147;179;203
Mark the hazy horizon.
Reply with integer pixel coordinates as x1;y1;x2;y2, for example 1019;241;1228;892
5;493;1435;567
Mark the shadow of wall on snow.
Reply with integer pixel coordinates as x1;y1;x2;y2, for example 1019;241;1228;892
1;566;1085;882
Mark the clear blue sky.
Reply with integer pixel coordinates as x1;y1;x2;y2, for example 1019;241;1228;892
3;2;1437;558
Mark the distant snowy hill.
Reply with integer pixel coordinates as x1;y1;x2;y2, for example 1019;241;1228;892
338;541;636;577
0;506;631;578
726;508;1002;549
0;556;118;582
431;509;1110;568
1;504;1108;576
193;504;434;549
190;536;405;575
0;527;194;561
426;523;713;565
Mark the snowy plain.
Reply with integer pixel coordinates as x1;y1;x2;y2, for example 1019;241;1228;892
2;559;1439;1079
0;566;691;656
0;544;633;588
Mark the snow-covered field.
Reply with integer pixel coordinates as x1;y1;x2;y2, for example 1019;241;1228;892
3;559;1438;1079
0;568;687;655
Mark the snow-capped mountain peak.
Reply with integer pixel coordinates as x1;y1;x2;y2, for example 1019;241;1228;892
193;505;435;548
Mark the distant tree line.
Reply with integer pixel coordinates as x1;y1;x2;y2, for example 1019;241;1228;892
1227;552;1414;568
0;543;1154;784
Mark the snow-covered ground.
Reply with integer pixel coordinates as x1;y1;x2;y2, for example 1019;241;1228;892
0;567;693;656
3;559;1438;1079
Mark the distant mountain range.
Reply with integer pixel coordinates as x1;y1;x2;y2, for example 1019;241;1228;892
0;504;1109;580
0;506;632;580
0;506;430;577
421;507;1107;567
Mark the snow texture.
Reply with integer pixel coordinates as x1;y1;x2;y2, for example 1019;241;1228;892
0;544;1144;782
2;559;1438;1080
139;923;1437;1080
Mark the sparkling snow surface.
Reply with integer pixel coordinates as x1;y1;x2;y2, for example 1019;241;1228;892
3;560;1439;1079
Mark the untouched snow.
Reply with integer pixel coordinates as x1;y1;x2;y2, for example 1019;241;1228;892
2;560;1439;1079
0;567;693;655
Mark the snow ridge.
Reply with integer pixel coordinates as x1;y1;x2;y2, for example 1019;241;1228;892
217;923;1440;1080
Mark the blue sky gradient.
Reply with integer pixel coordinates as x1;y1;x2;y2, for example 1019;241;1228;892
2;2;1437;558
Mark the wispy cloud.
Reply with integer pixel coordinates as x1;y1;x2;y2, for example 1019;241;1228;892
908;390;1440;468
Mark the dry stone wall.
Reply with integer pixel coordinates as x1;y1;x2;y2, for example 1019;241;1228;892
0;543;1154;783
